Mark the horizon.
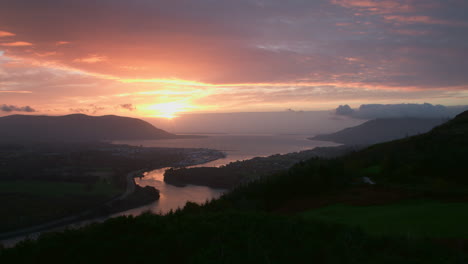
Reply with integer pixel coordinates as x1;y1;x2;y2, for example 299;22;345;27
2;105;466;135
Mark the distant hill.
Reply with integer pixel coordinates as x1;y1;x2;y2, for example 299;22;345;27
309;118;446;145
0;114;175;142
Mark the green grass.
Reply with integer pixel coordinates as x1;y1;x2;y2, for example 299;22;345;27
302;200;468;239
361;165;381;175
0;180;120;198
0;180;122;232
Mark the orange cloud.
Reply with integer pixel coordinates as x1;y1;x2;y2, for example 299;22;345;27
73;55;107;63
335;22;352;27
56;41;70;45
0;41;33;47
34;51;57;57
0;31;15;37
331;0;414;14
0;90;33;94
385;15;433;24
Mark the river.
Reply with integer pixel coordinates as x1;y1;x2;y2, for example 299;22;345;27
1;134;337;246
112;134;339;216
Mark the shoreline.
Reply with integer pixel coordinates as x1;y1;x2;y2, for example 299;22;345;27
0;142;337;247
163;145;361;189
0;151;224;247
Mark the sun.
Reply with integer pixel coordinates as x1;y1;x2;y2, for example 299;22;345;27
145;101;192;119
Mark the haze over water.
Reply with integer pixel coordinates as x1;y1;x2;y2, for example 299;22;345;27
113;134;340;216
115;134;340;167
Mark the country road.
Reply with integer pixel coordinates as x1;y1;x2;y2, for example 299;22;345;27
119;169;146;200
0;169;143;244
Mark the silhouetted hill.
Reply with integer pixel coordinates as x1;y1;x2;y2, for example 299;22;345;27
310;118;446;145
340;111;468;185
431;110;468;135
0;114;175;142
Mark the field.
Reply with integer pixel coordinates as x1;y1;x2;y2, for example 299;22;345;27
302;199;468;238
0;180;119;198
0;180;121;233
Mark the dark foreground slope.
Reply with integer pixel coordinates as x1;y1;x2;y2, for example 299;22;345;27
0;114;174;142
1;112;468;263
235;111;468;212
2;212;463;264
341;111;468;186
310;118;445;145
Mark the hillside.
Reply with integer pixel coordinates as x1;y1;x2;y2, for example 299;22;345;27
341;111;468;185
310;118;446;145
0;114;175;142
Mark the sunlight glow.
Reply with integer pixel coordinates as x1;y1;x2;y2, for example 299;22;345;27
144;101;194;119
120;78;209;86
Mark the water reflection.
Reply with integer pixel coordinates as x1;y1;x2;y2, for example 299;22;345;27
112;168;225;217
112;135;340;216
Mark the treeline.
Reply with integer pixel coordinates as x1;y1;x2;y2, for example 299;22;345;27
2;211;463;263
164;145;358;189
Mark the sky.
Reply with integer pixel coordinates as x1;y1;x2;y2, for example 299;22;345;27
1;0;468;118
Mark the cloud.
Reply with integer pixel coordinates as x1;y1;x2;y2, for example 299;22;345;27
69;104;105;114
34;51;57;57
73;55;107;63
120;104;136;111
0;31;15;37
0;41;33;47
56;41;70;45
383;15;468;26
330;0;416;14
335;103;468;119
0;0;467;115
0;90;33;94
335;105;355;116
0;104;36;112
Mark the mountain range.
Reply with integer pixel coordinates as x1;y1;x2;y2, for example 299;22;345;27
0;114;175;142
309;117;446;145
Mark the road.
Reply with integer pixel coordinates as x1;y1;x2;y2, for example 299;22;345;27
0;170;143;246
119;169;146;200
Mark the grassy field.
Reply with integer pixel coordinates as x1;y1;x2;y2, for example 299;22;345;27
0;180;121;232
0;180;120;198
302;200;468;239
